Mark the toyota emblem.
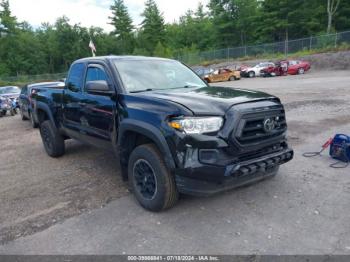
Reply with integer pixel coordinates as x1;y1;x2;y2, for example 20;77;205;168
263;118;276;133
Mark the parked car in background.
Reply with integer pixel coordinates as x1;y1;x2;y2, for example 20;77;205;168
0;96;16;117
260;61;288;77
240;62;275;78
286;60;311;75
19;82;65;128
0;86;21;109
194;68;214;79
204;68;241;83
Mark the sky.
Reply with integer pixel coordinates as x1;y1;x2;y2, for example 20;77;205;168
8;0;209;31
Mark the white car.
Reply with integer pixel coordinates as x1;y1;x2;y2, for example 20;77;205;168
241;62;275;78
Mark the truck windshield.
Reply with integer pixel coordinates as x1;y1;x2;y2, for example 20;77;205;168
114;59;207;93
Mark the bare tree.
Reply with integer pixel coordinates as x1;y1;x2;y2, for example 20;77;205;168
327;0;341;34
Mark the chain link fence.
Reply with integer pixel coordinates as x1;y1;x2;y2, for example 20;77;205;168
176;30;350;65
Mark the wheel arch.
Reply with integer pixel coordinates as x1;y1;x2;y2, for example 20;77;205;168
35;102;56;127
117;119;176;179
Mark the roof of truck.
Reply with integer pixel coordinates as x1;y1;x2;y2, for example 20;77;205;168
75;55;174;63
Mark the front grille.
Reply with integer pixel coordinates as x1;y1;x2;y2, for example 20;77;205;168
235;106;287;145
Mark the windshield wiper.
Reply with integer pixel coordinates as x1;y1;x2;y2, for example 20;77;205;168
130;85;204;93
130;88;153;93
170;85;205;90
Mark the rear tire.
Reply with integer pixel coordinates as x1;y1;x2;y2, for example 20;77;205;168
128;144;178;212
20;108;28;120
40;120;65;157
248;71;255;78
229;76;236;81
29;112;39;128
298;68;305;75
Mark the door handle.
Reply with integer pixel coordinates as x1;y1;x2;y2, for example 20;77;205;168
78;102;86;106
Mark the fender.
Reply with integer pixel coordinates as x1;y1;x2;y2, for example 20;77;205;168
34;101;57;127
118;119;176;171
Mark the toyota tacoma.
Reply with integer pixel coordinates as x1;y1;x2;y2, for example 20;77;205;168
33;56;293;211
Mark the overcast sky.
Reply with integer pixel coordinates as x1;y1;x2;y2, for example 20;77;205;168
9;0;209;31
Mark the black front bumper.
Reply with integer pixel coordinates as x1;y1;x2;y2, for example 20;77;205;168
175;148;293;196
240;71;249;77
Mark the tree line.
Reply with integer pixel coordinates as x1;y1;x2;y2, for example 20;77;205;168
0;0;349;77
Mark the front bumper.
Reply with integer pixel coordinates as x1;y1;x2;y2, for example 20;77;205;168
175;148;293;196
240;71;249;77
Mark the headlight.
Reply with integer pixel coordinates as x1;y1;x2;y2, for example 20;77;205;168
169;117;224;134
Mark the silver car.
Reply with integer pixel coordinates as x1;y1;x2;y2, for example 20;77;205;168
0;86;21;116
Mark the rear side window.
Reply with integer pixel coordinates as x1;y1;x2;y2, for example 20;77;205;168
67;63;85;92
86;67;108;82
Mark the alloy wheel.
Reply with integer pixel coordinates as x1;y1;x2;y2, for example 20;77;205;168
133;159;157;200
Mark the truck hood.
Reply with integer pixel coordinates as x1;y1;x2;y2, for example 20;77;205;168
140;86;277;115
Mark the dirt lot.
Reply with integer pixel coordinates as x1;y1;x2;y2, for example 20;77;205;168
0;70;350;254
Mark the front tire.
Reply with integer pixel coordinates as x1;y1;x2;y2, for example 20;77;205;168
40;120;65;157
298;68;305;75
248;71;255;78
229;76;236;81
128;144;178;212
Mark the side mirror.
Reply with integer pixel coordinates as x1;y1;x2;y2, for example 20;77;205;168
86;80;113;95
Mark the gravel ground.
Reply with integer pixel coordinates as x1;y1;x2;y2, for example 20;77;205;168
0;70;350;254
0;115;128;244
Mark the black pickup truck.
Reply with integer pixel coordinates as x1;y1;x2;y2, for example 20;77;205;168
33;56;293;211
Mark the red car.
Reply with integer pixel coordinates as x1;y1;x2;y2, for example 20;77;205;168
285;60;311;75
260;61;288;77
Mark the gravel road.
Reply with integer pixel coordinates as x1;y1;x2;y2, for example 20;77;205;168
0;70;349;254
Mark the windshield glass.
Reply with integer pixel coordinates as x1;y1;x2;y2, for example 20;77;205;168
114;59;207;93
0;86;20;95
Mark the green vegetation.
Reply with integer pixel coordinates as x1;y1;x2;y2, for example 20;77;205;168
0;0;350;79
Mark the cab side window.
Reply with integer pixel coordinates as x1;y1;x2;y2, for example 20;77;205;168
86;67;108;82
67;63;85;92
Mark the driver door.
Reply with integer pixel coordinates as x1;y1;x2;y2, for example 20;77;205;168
79;64;116;150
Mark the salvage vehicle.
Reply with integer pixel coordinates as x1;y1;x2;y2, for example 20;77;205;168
0;86;20;109
203;68;241;83
260;61;288;77
194;68;213;79
0;96;15;116
19;82;64;128
33;56;293;211
286;60;311;75
240;62;275;78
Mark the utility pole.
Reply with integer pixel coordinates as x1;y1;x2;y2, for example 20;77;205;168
285;29;289;58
